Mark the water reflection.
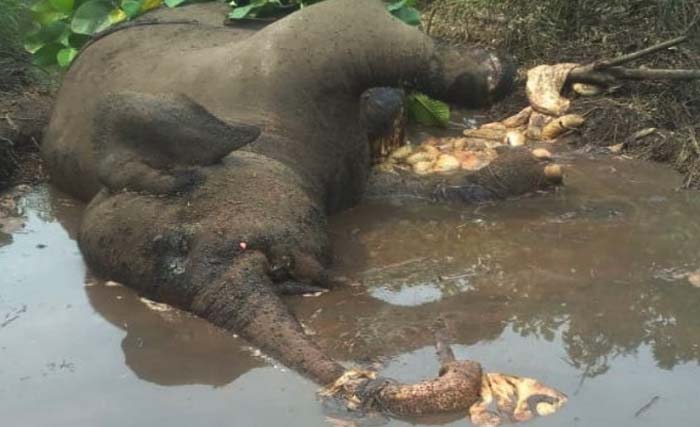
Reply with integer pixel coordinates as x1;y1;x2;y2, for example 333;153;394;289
46;152;700;382
3;150;700;426
39;187;268;386
324;152;700;382
85;283;266;386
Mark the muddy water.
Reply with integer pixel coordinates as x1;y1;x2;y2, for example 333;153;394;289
2;151;700;427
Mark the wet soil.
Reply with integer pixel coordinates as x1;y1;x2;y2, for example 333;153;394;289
0;88;53;189
2;148;700;426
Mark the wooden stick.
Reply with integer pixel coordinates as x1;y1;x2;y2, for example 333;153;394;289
568;66;700;85
593;35;688;70
608;67;700;80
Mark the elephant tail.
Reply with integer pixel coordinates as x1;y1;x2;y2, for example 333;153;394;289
189;250;484;416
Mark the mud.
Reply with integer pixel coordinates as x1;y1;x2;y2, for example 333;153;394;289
2;148;700;426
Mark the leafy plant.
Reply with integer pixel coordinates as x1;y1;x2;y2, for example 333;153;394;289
385;0;419;26
25;0;162;67
406;92;451;127
26;0;421;67
228;0;421;25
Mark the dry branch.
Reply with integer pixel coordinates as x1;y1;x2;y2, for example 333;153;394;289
568;66;700;86
593;35;688;69
566;35;700;86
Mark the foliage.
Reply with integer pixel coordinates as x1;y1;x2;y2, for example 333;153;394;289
25;0;422;67
1;0;37;91
24;0;163;67
406;92;450;127
1;0;30;55
228;0;420;25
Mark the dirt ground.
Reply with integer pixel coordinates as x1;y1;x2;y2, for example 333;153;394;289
424;0;700;188
0;90;52;187
0;56;54;190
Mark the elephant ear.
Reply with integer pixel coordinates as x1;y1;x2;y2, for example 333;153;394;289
92;92;261;194
95;91;261;168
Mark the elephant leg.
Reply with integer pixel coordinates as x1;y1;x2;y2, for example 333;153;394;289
365;147;563;203
362;87;407;163
93;92;261;194
96;149;205;195
267;0;515;107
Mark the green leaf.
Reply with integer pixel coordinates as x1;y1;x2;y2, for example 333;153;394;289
228;0;276;19
228;3;256;18
32;42;63;66
109;8;128;24
68;32;91;48
57;47;79;66
386;0;415;12
164;0;188;7
406;92;450;127
49;0;75;13
140;0;162;12
31;0;70;26
25;19;67;46
391;6;421;26
121;0;143;16
71;0;115;35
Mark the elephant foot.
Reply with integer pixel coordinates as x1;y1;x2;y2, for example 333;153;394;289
366;145;562;203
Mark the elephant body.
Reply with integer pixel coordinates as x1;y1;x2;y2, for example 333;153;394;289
42;0;556;416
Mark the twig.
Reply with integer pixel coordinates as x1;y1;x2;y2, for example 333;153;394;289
432;317;456;364
607;67;700;80
568;66;700;86
634;395;660;418
425;8;438;36
593;35;688;70
566;35;700;86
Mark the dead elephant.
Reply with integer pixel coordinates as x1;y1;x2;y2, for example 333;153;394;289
41;0;560;417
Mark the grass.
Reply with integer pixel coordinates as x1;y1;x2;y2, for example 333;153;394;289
0;0;34;92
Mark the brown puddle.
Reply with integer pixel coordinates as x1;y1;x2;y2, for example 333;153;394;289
2;150;700;426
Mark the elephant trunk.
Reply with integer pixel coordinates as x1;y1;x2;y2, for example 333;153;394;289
190;250;484;416
190;250;346;385
322;337;482;416
376;360;483;415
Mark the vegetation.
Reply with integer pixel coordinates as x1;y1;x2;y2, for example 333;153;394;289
229;0;419;24
0;0;33;90
24;0;162;68
1;0;29;53
23;0;421;68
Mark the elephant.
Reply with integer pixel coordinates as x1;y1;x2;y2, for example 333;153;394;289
41;0;562;417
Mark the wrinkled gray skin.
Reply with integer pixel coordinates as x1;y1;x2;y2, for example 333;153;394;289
42;0;554;416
